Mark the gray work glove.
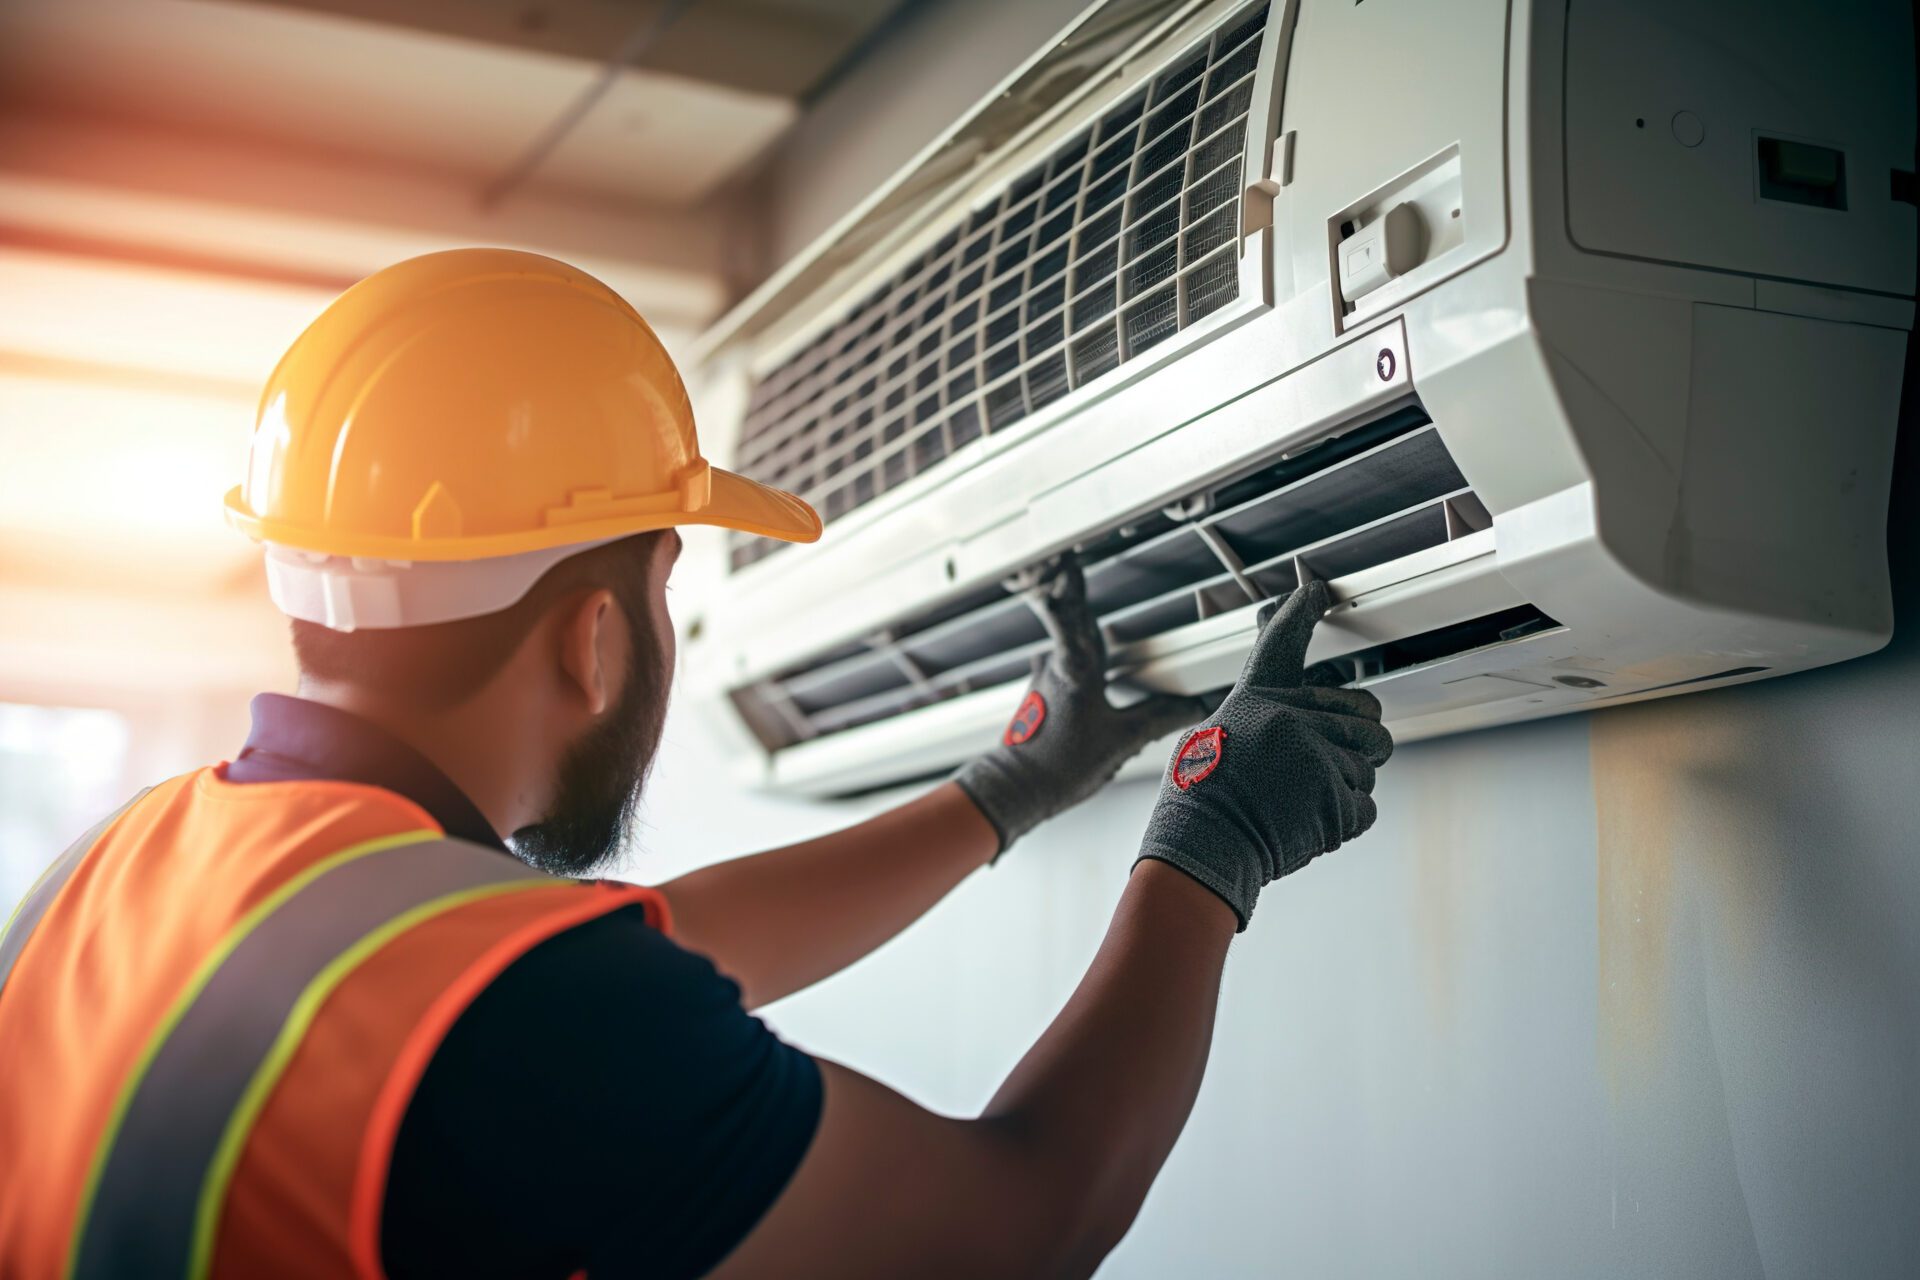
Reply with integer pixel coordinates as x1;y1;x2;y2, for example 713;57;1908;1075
954;557;1212;856
1135;580;1392;929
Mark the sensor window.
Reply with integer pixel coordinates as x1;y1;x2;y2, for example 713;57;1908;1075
1757;136;1847;210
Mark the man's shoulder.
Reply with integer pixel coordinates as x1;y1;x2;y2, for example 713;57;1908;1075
408;896;797;1116
488;898;742;1013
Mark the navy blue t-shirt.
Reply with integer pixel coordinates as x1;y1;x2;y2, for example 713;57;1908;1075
226;695;821;1279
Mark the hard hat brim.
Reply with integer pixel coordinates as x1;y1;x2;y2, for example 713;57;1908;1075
224;466;820;562
700;466;824;546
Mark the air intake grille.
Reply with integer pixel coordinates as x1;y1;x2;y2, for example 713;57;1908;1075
731;411;1497;752
728;2;1272;572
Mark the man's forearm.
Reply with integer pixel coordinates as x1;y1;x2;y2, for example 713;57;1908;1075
981;858;1236;1270
659;782;998;1007
704;856;1239;1280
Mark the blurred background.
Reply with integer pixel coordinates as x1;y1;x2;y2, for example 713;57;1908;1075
0;0;928;896
3;2;1917;1276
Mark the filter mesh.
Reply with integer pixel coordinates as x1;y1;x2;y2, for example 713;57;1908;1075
729;3;1272;572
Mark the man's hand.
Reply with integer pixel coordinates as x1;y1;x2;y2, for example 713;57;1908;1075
954;557;1211;856
1136;579;1392;929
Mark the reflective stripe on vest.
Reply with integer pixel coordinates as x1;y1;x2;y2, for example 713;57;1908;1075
67;830;552;1280
0;788;152;1001
0;771;670;1279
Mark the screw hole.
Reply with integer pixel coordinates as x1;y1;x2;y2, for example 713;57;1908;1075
945;558;957;581
1450;207;1460;219
1634;117;1645;128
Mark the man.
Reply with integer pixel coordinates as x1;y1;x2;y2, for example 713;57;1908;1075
0;249;1390;1279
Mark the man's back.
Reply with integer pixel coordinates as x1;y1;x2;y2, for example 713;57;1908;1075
0;731;821;1278
0;768;448;1276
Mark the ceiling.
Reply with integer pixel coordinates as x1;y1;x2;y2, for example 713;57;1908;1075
0;0;900;210
0;0;906;689
253;0;903;101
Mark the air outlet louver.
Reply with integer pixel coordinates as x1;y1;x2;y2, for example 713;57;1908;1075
730;409;1497;751
727;2;1273;572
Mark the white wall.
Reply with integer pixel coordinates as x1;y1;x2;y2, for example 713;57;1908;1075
654;0;1920;1273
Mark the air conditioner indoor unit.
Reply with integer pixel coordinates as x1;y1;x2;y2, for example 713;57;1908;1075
683;0;1916;798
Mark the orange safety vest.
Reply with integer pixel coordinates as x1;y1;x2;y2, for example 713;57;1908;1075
0;767;668;1280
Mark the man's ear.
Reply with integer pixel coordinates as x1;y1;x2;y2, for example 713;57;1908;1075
558;588;626;716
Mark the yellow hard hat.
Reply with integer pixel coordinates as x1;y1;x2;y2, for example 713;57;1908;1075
225;248;820;630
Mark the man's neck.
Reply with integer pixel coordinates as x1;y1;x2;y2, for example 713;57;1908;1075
293;680;537;840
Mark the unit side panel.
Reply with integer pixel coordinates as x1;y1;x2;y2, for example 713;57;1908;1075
1565;0;1916;295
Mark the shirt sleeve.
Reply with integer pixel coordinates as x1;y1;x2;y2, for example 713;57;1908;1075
382;903;823;1280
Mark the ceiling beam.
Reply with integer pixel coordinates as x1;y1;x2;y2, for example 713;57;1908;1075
234;0;905;100
0;110;736;326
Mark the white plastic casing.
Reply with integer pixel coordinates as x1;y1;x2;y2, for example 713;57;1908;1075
685;0;1916;797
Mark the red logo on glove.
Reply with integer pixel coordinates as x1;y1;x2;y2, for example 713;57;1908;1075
1004;690;1047;745
1172;726;1225;789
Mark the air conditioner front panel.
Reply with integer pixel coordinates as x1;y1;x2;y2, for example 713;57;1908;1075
704;315;1416;685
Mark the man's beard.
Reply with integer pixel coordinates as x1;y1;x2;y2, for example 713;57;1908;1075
509;618;669;878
